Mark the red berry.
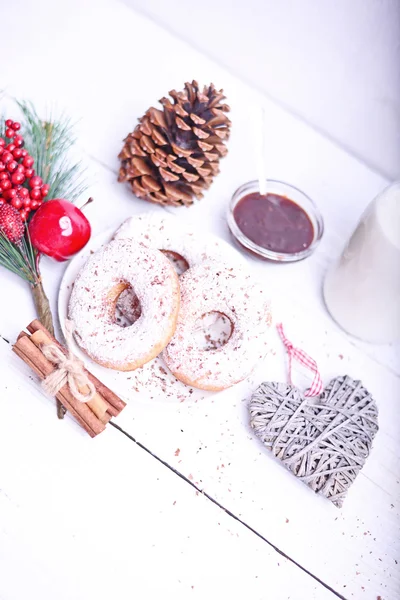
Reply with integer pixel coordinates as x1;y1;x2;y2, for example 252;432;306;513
29;188;42;200
24;168;34;178
30;200;39;210
0;179;11;191
13;135;24;148
12;122;21;131
19;188;29;198
16;164;25;173
0;139;5;148
5;128;14;138
11;172;25;185
23;156;34;168
13;148;23;159
0;198;5;206
29;176;43;188
19;210;27;220
3;189;17;200
0;162;5;172
7;161;18;172
2;152;12;164
30;188;42;201
20;149;28;158
5;120;13;128
23;196;31;207
0;204;25;243
12;196;23;209
0;172;8;180
40;183;50;197
6;144;16;153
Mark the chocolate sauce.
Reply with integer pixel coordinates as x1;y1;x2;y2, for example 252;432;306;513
233;192;314;254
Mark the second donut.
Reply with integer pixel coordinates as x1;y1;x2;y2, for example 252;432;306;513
163;262;271;391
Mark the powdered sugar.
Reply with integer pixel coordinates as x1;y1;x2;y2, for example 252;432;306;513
163;262;272;390
68;239;180;369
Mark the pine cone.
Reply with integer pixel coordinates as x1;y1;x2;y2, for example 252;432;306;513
118;81;231;207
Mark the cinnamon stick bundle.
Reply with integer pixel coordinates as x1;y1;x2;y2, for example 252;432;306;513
13;320;126;437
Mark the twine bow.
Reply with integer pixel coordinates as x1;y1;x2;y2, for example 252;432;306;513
276;323;323;397
41;320;96;403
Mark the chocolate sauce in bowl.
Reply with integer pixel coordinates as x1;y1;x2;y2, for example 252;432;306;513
233;192;314;254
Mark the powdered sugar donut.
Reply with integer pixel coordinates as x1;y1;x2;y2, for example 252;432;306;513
163;262;271;391
69;239;180;371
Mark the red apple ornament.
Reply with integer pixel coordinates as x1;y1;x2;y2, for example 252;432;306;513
29;199;91;261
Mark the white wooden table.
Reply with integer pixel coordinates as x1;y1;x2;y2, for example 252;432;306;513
0;1;399;599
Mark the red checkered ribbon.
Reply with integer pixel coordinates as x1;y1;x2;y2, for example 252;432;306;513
276;323;323;397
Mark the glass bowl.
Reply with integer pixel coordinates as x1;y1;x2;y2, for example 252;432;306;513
227;179;324;262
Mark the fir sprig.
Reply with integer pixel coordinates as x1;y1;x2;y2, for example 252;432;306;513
16;100;87;203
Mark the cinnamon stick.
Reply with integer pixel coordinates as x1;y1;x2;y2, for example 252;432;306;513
27;320;126;416
14;344;98;436
30;329;109;422
85;374;125;417
14;336;102;436
13;335;105;437
27;319;115;414
12;343;97;437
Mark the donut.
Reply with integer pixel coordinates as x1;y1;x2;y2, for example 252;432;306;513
162;262;271;391
69;239;180;371
114;212;243;324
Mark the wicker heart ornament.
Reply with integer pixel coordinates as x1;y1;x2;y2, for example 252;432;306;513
249;375;378;507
